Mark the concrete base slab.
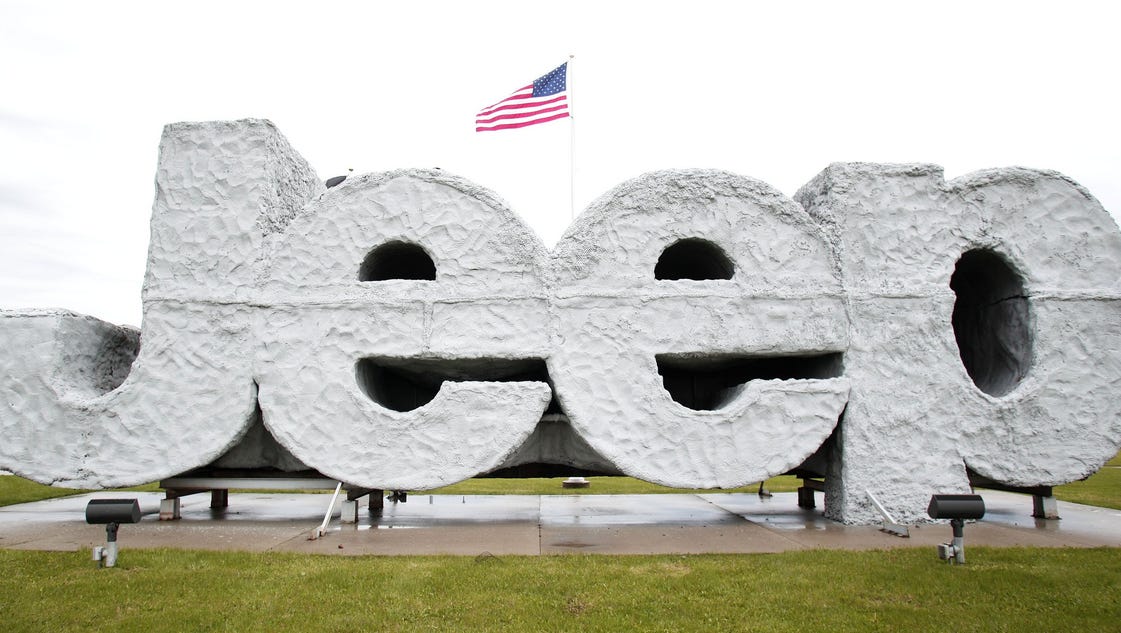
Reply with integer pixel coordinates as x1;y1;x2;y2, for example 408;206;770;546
540;494;742;526
291;524;542;556
374;494;543;526
2;487;1119;556
542;523;802;554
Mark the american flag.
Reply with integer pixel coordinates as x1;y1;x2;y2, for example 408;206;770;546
475;63;569;132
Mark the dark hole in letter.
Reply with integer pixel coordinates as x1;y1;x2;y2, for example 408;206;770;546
656;353;844;411
356;357;550;412
950;249;1032;397
655;238;734;281
359;241;436;281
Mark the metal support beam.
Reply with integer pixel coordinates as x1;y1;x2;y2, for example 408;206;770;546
161;476;342;490
867;489;910;538
158;472;391;527
163;488;208;500
346;487;375;501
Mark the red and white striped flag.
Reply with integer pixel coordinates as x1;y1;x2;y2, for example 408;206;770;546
475;63;569;132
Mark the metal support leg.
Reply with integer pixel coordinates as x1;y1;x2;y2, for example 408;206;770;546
950;518;966;564
797;486;816;509
159;497;181;521
1032;494;1060;520
210;489;229;509
103;523;120;568
368;489;384;513
341;499;359;524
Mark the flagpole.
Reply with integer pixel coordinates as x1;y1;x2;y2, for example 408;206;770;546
568;54;576;221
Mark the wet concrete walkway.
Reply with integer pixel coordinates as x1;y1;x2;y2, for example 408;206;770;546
1;490;1118;556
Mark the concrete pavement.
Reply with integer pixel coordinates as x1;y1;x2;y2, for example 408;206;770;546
1;488;1118;557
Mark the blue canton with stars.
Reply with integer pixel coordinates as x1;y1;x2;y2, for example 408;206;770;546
532;63;567;97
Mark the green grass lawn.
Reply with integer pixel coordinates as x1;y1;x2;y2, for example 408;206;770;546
0;547;1117;632
0;477;161;507
1052;466;1121;510
1048;449;1121;510
2;457;1119;632
0;476;84;506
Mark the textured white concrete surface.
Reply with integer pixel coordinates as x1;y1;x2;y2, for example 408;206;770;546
550;171;850;488
257;169;553;489
2;120;1119;524
797;163;1121;523
0;120;320;488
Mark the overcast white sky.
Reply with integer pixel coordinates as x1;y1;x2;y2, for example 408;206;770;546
1;0;1118;326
